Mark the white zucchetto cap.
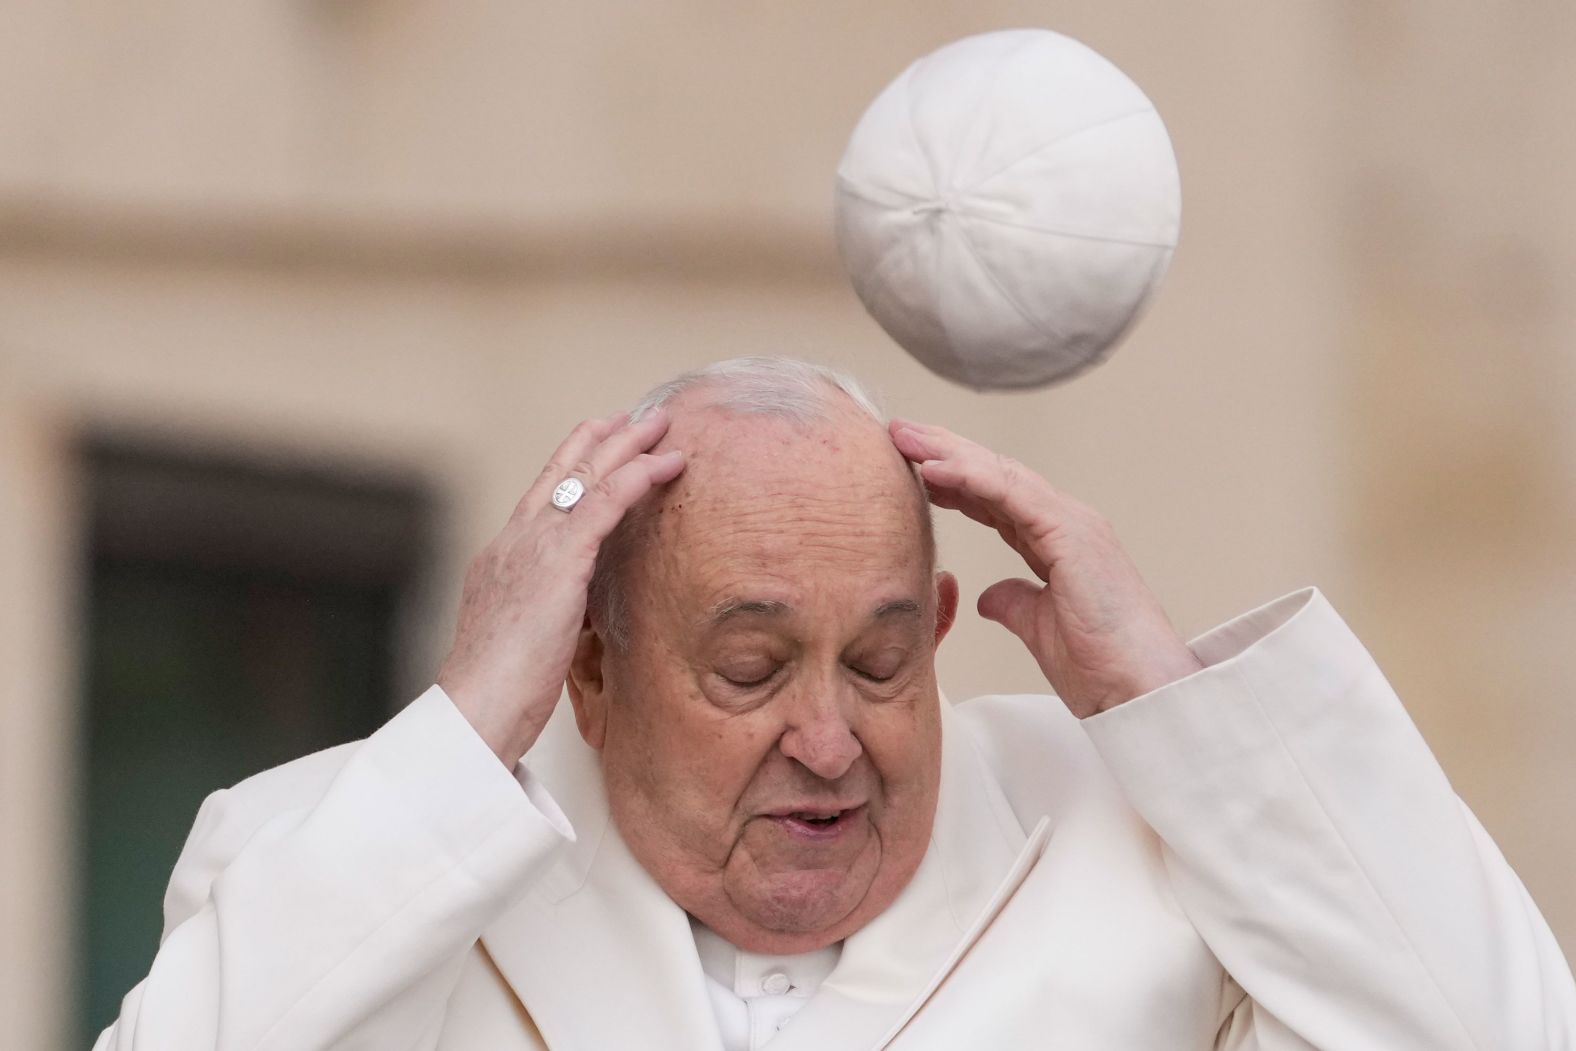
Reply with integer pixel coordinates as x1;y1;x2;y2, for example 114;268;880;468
834;29;1182;391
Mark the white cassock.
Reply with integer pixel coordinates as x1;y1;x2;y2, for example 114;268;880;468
95;589;1576;1050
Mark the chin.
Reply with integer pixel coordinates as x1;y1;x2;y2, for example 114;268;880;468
720;867;889;954
754;869;865;932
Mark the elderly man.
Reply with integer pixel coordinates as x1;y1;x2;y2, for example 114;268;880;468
98;357;1574;1050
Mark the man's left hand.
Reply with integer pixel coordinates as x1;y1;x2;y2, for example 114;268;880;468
890;418;1203;718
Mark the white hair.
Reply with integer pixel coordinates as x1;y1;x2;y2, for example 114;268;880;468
627;356;886;426
588;355;929;651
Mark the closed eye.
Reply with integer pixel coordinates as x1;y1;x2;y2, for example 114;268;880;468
718;666;780;689
846;642;913;685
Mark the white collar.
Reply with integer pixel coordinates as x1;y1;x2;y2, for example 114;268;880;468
689;915;841;1000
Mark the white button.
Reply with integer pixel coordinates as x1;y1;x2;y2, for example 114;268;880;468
761;971;792;995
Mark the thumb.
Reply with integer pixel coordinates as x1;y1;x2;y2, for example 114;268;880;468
977;577;1043;646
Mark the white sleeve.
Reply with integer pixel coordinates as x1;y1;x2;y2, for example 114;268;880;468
92;686;574;1051
1081;588;1576;1051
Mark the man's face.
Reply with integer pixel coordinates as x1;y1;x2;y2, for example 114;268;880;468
569;397;954;954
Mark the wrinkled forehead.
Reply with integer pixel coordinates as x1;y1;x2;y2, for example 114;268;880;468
639;401;933;611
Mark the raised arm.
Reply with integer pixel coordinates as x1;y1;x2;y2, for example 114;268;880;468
94;410;686;1050
889;417;1576;1049
1087;587;1576;1049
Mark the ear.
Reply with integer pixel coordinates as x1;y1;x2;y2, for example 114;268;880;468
566;616;610;750
934;570;960;647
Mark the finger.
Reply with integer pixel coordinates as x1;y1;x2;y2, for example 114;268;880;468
903;432;1052;575
920;466;1006;525
894;422;1005;524
521;412;629;515
561;449;686;549
569;408;674;490
894;424;1022;512
916;444;1062;539
893;420;1061;574
977;577;1043;645
893;420;1054;514
923;477;1016;540
889;419;951;464
888;416;945;439
921;477;1048;577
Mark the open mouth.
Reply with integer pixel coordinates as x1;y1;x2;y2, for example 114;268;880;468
769;805;864;837
792;811;843;827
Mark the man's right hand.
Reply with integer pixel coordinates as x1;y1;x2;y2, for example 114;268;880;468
437;409;684;767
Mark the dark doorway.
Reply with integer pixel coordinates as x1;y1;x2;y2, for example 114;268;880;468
75;438;435;1046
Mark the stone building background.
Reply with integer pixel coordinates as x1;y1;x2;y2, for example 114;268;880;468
1;3;1572;1045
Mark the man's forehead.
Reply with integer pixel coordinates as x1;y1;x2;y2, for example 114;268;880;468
650;423;924;552
631;398;933;610
652;397;919;507
660;521;928;609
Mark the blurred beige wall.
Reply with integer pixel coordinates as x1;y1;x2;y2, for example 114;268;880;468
1;3;1571;1047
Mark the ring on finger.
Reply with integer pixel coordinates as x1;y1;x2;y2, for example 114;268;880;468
550;477;587;512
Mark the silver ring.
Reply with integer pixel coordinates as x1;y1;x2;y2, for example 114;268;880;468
550;477;586;512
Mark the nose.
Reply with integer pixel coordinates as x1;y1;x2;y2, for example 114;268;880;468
777;688;863;781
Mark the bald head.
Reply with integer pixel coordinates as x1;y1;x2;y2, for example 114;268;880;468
587;359;934;650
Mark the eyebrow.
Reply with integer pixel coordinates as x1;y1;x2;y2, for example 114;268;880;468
705;596;923;626
707;598;790;624
873;598;923;620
